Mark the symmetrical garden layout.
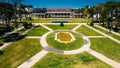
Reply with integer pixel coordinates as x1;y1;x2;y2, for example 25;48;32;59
0;23;120;68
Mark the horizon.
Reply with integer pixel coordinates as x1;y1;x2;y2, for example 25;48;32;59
23;0;120;8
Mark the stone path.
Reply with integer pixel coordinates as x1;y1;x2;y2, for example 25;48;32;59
87;36;106;38
87;49;120;68
16;23;120;68
18;50;48;68
0;26;35;50
84;25;120;44
95;24;120;36
26;36;41;38
72;24;81;31
0;27;23;39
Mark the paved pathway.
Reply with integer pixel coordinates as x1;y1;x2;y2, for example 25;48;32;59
87;49;120;68
0;26;35;50
72;24;81;31
95;24;120;36
18;23;120;68
40;24;53;31
87;36;106;38
84;25;120;44
0;27;23;39
18;50;48;68
26;36;41;38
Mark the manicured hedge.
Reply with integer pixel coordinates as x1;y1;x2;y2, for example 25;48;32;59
52;20;68;23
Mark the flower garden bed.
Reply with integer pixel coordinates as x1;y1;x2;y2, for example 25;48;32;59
55;32;75;43
47;32;84;50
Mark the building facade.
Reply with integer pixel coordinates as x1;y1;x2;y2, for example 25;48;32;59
33;8;83;18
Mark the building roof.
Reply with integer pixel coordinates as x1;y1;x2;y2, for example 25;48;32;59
47;8;71;12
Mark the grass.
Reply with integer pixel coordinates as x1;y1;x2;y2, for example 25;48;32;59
45;24;77;30
1;33;19;42
32;52;111;68
27;25;49;36
0;38;42;68
47;31;84;50
76;25;102;36
34;18;90;23
17;28;26;34
92;26;120;40
90;38;120;63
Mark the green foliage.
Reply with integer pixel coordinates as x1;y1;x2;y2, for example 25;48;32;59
22;22;33;29
60;23;64;27
52;20;68;23
0;25;14;36
2;33;19;42
90;22;94;26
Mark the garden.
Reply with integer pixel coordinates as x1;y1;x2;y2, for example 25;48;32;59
47;31;84;50
0;23;120;68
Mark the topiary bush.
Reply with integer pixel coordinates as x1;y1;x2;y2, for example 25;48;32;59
60;23;64;27
90;22;94;26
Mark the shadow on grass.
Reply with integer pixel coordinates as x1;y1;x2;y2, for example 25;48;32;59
1;33;25;43
0;50;4;55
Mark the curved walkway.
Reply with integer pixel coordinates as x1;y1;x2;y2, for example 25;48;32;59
40;31;90;54
18;23;120;68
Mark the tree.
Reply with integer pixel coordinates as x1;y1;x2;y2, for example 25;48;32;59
11;0;23;29
0;2;14;28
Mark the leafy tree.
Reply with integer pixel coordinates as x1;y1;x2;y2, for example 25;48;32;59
0;2;14;28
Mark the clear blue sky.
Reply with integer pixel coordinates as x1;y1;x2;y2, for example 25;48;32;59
23;0;120;8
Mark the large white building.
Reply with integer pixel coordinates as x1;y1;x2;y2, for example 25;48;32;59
33;8;83;18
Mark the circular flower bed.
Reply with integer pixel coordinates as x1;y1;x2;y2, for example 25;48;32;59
47;31;84;50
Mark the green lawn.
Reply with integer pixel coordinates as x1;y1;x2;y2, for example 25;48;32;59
90;38;120;63
45;24;78;30
0;38;42;68
17;28;26;34
34;18;90;23
76;25;102;36
32;52;111;68
27;25;49;36
47;31;84;50
92;26;120;40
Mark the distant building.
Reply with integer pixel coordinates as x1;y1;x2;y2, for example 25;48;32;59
33;8;83;18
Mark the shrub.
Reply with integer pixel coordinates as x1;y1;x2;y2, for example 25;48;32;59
60;23;64;27
23;22;33;29
90;22;94;26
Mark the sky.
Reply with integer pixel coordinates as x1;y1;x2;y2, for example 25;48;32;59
23;0;120;8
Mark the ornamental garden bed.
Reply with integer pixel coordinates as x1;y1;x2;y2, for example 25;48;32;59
55;32;75;43
52;20;68;23
47;31;84;50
